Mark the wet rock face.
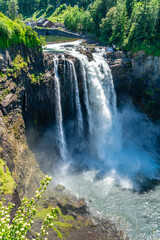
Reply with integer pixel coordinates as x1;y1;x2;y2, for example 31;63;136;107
0;51;87;188
52;184;88;216
1;45;160;200
0;46;45;198
23;75;56;132
27;185;129;240
42;53;87;125
0;50;12;72
0;45;44;74
106;51;132;101
106;51;160;121
79;49;94;61
131;51;160;86
25;53;83;131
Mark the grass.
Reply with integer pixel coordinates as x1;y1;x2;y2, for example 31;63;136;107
35;205;75;238
29;73;44;84
25;4;68;23
42;35;79;43
0;159;16;195
35;202;86;238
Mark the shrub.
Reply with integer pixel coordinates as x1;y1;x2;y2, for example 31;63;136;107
0;12;42;49
0;175;61;240
0;159;16;195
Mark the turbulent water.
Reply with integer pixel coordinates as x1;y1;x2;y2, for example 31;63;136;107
43;41;160;240
53;56;67;160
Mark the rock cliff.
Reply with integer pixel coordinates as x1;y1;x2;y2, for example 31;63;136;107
0;45;44;198
0;46;128;240
1;45;160;201
0;47;84;197
106;50;160;121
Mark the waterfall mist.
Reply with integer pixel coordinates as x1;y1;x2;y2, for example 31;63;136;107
33;41;160;192
29;41;160;239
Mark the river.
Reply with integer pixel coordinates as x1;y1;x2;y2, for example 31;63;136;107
43;40;160;240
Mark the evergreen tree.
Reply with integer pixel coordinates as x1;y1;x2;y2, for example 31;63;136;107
100;7;117;44
0;0;8;14
7;0;19;20
111;0;128;45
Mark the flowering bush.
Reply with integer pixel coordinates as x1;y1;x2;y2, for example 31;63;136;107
0;175;60;240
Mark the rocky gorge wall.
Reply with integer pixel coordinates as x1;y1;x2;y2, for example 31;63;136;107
0;46;85;198
1;44;160;239
0;45;45;198
1;44;160;200
106;50;160;121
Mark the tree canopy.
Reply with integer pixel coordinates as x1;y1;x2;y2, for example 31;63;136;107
64;0;160;55
0;13;42;49
0;0;160;55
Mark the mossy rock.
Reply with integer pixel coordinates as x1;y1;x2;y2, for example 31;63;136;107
0;159;16;195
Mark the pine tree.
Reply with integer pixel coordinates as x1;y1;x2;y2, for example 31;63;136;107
7;0;19;20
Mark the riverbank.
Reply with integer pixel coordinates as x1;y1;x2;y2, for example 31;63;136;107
0;43;128;240
1;39;160;240
28;185;129;240
35;28;82;39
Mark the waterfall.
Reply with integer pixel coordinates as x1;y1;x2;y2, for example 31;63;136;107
67;59;84;137
48;42;158;181
52;48;118;161
53;56;67;160
85;56;117;159
44;42;160;240
79;56;92;135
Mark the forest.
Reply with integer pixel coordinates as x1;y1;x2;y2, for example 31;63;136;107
0;13;42;48
0;0;160;55
64;0;160;55
1;1;160;240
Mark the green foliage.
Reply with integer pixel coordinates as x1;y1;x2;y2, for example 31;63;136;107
1;0;159;55
35;202;86;238
63;0;160;56
7;0;19;20
110;0;128;45
25;3;71;23
124;0;160;55
0;13;42;49
29;73;44;84
0;159;16;195
25;26;41;48
0;88;11;102
0;175;62;240
100;7;116;44
64;6;95;32
9;54;28;78
91;0;117;35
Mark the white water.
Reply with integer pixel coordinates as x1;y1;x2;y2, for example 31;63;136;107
67;59;84;137
79;58;92;134
44;41;160;240
53;56;67;160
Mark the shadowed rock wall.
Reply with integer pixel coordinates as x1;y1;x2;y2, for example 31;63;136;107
106;51;160;121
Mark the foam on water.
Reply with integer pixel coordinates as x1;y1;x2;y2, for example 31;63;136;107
45;40;160;239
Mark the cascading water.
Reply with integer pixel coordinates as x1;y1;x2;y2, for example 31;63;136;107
67;59;84;137
53;56;67;160
44;41;160;240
